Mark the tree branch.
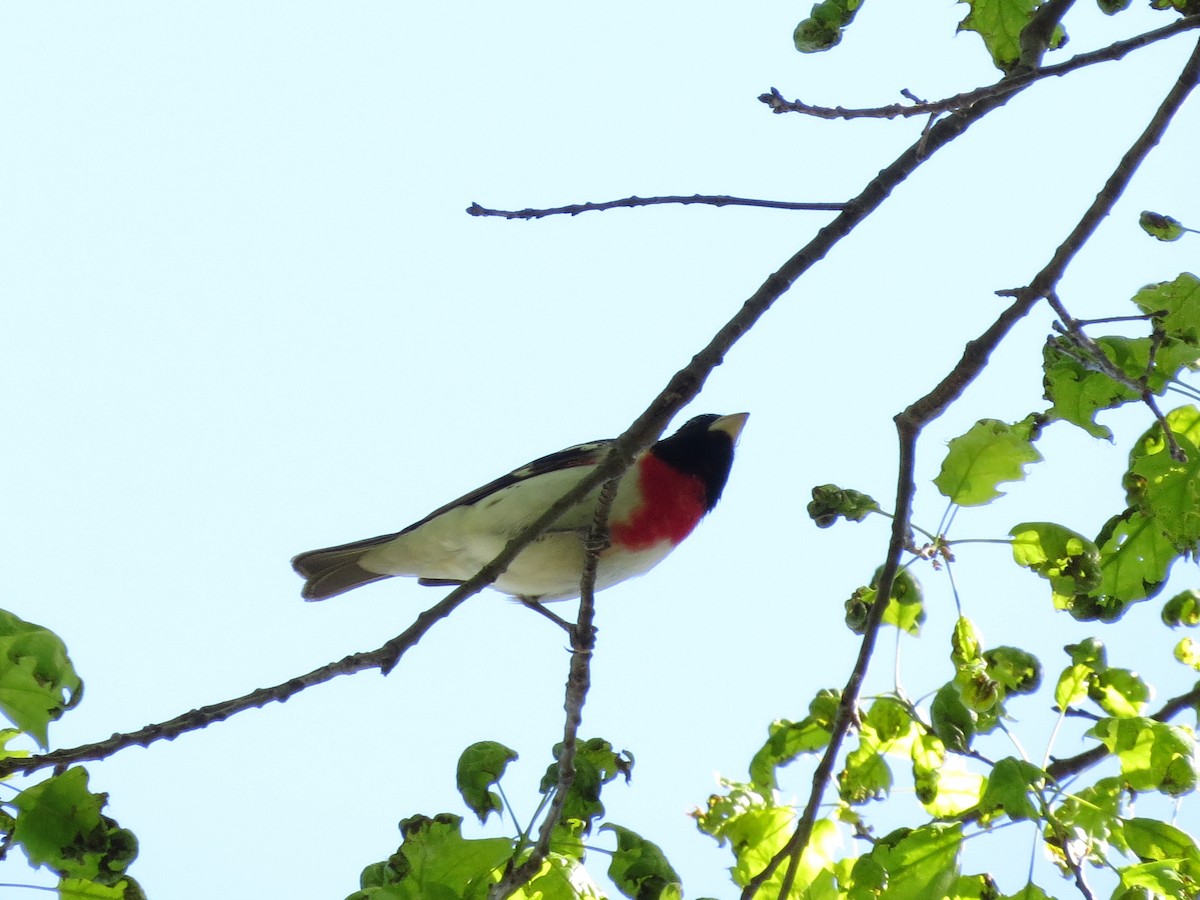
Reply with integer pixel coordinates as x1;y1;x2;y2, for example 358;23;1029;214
744;30;1200;900
488;477;614;899
1047;683;1200;783
759;15;1200;120
466;195;846;220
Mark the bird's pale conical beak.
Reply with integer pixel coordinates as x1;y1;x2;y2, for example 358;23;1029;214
710;412;749;443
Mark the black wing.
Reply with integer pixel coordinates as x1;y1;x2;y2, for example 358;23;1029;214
394;437;613;536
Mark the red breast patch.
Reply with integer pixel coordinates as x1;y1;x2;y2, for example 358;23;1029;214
609;454;707;551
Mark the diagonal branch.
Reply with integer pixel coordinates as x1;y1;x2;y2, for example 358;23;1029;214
744;31;1200;900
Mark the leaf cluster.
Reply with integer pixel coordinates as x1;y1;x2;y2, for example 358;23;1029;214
348;739;680;900
0;609;143;897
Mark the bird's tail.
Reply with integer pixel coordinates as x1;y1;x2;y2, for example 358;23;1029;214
292;535;395;601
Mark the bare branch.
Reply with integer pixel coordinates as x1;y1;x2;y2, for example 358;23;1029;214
759;15;1200;120
466;195;846;220
489;478;614;899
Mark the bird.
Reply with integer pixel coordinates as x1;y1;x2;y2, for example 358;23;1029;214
292;412;748;604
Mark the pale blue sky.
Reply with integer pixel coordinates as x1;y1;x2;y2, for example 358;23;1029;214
2;3;1199;898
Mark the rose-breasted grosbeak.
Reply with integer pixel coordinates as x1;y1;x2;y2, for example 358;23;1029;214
292;412;747;603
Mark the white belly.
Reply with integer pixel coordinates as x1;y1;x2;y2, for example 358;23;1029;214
357;464;673;600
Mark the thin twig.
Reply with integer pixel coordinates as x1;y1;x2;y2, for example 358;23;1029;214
1043;291;1187;461
489;478;614;899
467;195;846;220
759;15;1200;120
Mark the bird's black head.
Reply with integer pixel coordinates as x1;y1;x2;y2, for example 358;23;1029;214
651;412;748;512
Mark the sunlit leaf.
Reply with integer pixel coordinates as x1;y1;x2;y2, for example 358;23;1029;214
1122;817;1200;864
1091;717;1199;796
977;757;1044;822
913;735;985;816
1163;589;1200;627
539;738;631;834
12;767;138;885
0;608;83;749
749;705;835;792
935;417;1043;506
603;824;683;900
1088;668;1151;717
1133;273;1200;343
867;823;963;900
1055;663;1092;710
457;741;518;823
957;0;1066;71
1010;521;1102;607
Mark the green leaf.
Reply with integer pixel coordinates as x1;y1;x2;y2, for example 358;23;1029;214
1054;663;1092;709
353;813;515;899
1095;510;1176;604
867;823;963;900
1050;776;1125;861
748;693;837;792
950;618;1002;713
794;0;863;52
1091;717;1199;796
57;879;131;900
912;735;985;816
1174;637;1200;669
1122;817;1200;863
1042;334;1138;439
1139;211;1188;241
1133;273;1200;343
951;617;984;667
1119;859;1198;898
845;569;926;636
1068;509;1178;621
1163;589;1200;627
984;646;1042;695
539;738;631;834
807;484;880;528
1010;521;1102;607
935;417;1043;506
1128;417;1200;550
838;738;893;805
1088;668;1151;717
877;568;926;635
0;608;83;748
957;0;1066;71
1065;637;1107;668
603;824;682;900
931;684;977;752
12;767;138;884
866;696;916;744
456;741;518;823
692;781;799;890
977;758;1044;822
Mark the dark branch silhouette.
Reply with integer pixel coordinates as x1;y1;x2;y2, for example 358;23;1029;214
760;14;1200;121
467;195;846;220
